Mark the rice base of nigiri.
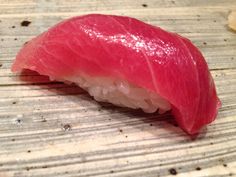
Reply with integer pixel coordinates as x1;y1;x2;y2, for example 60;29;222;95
59;73;171;113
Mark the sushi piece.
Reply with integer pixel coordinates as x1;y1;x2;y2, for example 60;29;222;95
11;14;221;135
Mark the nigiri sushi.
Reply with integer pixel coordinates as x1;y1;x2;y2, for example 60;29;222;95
11;14;221;135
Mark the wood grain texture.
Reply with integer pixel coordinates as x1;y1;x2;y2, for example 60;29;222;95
0;0;236;177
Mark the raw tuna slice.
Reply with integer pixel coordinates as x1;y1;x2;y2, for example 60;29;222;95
11;14;221;134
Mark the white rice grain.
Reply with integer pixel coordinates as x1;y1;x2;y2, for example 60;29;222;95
63;73;171;113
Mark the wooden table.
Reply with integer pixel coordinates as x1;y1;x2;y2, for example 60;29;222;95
0;0;236;176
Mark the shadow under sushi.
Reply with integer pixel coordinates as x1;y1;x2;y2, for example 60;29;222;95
17;69;207;140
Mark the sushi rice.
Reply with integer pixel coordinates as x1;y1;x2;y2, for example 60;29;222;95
63;73;171;113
